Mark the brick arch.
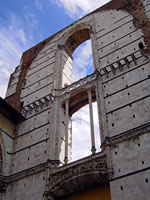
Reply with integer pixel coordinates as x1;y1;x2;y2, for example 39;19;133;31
62;87;96;116
0;145;2;175
69;87;96;116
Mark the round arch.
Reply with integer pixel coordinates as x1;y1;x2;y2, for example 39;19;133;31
58;22;93;57
62;87;97;116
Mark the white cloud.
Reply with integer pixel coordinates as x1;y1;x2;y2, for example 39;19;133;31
0;13;31;98
72;40;93;82
23;7;38;29
0;61;4;66
0;68;10;78
54;0;111;18
0;83;8;99
72;103;101;161
35;0;43;11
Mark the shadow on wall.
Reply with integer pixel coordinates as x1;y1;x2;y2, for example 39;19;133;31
0;145;2;175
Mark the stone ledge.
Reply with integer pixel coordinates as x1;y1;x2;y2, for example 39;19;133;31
102;122;150;147
46;154;109;198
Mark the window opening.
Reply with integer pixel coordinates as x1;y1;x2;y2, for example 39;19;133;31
72;39;94;82
139;42;144;50
71;102;101;162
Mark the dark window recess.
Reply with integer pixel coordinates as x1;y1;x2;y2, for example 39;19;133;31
21;101;24;107
145;178;149;183
120;186;123;191
139;42;144;50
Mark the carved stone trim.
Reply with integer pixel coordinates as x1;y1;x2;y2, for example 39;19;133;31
0;160;60;185
21;94;54;117
46;154;109;198
102;123;150;147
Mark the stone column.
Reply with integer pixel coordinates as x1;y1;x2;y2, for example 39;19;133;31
87;88;96;154
95;84;102;146
64;99;69;164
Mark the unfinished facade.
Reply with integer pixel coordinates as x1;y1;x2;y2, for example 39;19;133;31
0;0;150;199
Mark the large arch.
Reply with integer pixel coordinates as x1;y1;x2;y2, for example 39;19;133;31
55;21;97;89
55;22;101;163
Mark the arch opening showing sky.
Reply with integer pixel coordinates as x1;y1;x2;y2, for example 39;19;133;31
71;39;100;161
72;39;94;82
72;103;101;161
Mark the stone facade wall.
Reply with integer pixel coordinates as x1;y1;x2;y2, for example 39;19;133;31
1;0;150;199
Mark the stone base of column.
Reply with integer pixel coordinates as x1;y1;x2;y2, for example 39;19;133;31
64;157;68;165
91;147;96;155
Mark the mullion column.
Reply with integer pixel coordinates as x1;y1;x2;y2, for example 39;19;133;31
87;88;96;154
64;99;69;164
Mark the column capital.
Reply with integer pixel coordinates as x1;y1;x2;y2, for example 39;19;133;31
87;87;92;93
89;26;94;35
65;98;70;104
64;93;70;102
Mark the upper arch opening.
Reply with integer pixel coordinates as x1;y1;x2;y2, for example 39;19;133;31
61;26;94;88
64;28;90;57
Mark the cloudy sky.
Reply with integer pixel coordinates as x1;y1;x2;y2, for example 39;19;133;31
0;0;110;161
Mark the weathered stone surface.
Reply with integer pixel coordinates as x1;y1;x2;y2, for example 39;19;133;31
0;0;150;199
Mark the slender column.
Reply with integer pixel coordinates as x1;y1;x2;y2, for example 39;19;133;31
87;88;96;154
95;84;103;144
64;99;69;164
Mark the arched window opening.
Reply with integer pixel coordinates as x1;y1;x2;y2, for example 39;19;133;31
61;28;95;88
71;102;101;162
72;39;94;82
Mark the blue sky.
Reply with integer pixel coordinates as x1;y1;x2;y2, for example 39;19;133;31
0;0;110;160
